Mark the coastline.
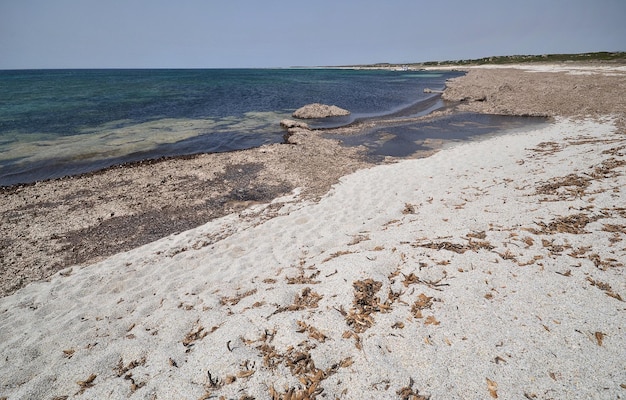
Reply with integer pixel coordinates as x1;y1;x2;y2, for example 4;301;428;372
0;68;462;187
1;64;625;399
0;127;370;297
1;65;624;296
3;65;625;298
0;74;500;298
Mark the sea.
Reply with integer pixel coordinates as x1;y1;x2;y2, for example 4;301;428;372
0;68;544;187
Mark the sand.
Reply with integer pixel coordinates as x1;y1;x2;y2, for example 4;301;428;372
3;64;625;298
442;64;626;125
1;64;625;399
0;130;369;298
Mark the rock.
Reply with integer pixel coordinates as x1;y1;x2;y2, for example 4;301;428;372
280;119;309;129
282;127;309;145
292;103;350;119
423;88;444;94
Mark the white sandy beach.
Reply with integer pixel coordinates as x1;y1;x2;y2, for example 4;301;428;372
1;67;625;399
2;117;624;399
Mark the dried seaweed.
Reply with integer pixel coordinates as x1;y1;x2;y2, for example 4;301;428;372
601;144;626;156
269;384;321;400
486;378;498;398
344;279;385;333
568;245;592;258
219;289;258;306
534;213;596;234
322;250;353;263
413;239;494;254
402;273;421;287
466;231;487;240
517;254;544;266
587;277;623;301
401;272;449;290
497;249;517;262
541;239;570;254
342;330;363;350
296;320;328;343
76;374;97;395
414;241;467;254
348;234;370;246
396;378;430;400
535;173;590;198
595;331;605;346
530;141;561;154
402;203;416;214
591;157;626;178
261;341;352;399
272;287;323;315
588;253;624;270
286;269;321;285
602;223;626;234
411;293;434;319
521;236;535;247
62;349;75;359
114;357;147;377
292;287;322;309
257;343;282;370
183;325;208;348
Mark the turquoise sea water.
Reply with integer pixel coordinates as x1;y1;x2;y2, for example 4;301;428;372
0;68;463;186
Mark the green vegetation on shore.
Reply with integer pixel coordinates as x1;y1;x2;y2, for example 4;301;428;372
347;51;626;69
423;51;626;66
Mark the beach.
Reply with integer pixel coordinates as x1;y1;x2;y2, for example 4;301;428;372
1;64;625;399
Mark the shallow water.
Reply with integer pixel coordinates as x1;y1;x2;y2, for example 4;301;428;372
0;68;463;186
329;112;550;159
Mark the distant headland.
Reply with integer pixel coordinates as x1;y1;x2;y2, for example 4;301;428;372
324;51;626;69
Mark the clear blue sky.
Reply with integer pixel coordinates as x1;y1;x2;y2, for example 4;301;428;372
1;0;624;69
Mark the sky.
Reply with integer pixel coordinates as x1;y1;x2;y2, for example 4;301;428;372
1;0;624;69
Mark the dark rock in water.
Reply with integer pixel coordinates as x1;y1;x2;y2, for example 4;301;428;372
293;103;350;119
280;119;310;129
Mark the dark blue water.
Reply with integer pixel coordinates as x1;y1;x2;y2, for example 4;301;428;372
0;68;462;186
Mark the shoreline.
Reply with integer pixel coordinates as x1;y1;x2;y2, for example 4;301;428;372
0;63;625;398
0;92;448;190
0;127;370;297
0;68;462;188
2;118;625;398
0;65;626;296
0;73;554;298
1;65;624;297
